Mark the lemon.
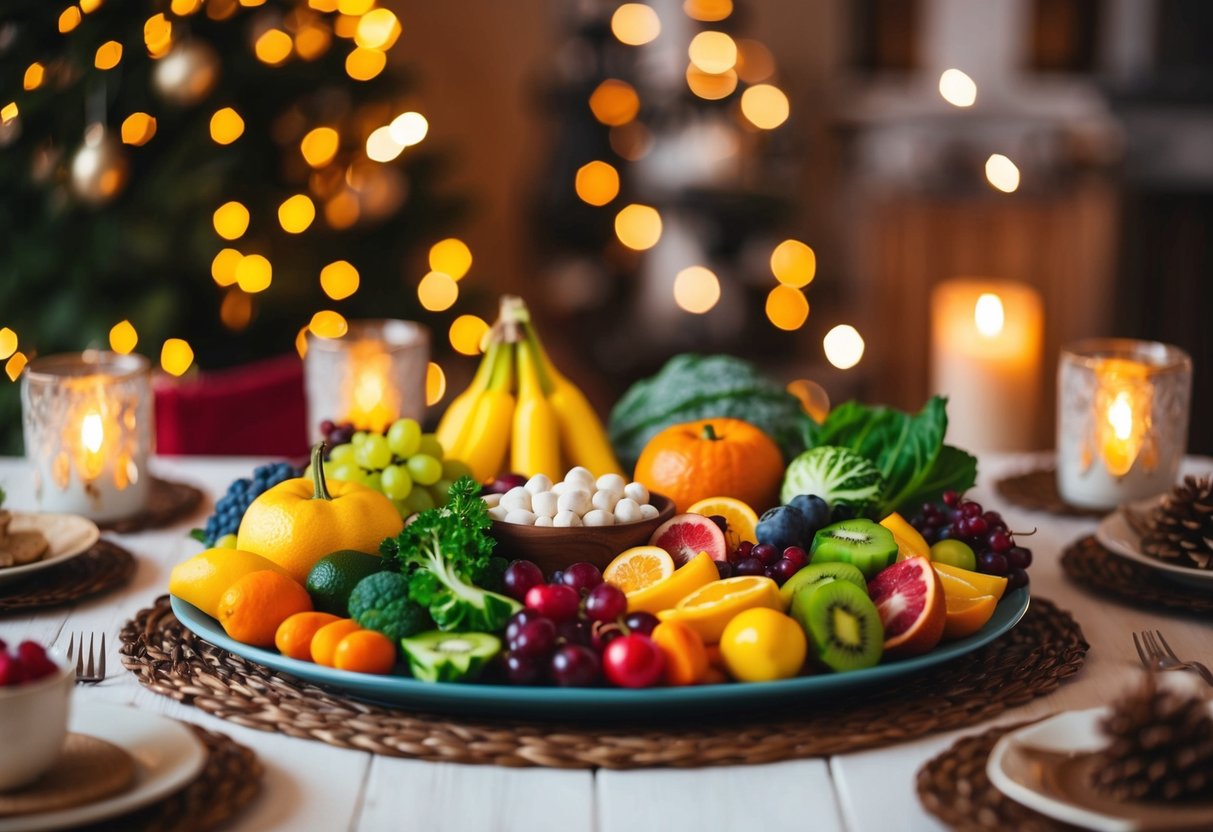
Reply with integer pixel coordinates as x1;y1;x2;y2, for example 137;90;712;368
170;547;291;618
657;575;781;644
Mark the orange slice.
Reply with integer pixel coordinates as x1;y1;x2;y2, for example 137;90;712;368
880;512;931;561
656;575;781;644
623;551;719;615
687;496;759;549
942;594;998;640
604;546;675;593
932;561;1008;602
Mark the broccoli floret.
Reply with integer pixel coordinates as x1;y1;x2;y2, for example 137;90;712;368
348;572;432;641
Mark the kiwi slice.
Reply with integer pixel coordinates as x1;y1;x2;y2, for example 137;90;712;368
809;519;898;580
400;631;501;683
778;561;867;608
790;580;883;672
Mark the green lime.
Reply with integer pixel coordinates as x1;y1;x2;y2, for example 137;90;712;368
306;550;385;616
930;539;977;572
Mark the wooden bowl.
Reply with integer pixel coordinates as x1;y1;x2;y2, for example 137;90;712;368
488;493;677;576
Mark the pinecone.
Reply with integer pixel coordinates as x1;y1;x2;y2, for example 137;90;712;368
1090;675;1213;801
1142;475;1213;570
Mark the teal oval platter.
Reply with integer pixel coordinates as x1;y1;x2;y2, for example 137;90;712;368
171;588;1029;720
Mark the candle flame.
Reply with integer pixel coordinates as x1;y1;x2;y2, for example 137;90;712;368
974;293;1005;337
353;365;386;413
81;412;104;454
1108;392;1133;441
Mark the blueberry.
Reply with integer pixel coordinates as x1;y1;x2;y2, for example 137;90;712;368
755;506;811;552
788;495;830;535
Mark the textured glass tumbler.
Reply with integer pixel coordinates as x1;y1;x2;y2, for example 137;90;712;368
21;351;152;521
1056;339;1192;510
304;319;429;440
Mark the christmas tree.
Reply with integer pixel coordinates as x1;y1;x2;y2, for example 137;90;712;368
0;0;470;453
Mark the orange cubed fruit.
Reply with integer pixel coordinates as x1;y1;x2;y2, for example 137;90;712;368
651;620;709;686
216;570;313;647
333;629;397;675
311;618;363;667
275;611;342;660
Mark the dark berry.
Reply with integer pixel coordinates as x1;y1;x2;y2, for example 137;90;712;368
735;557;766;577
707;514;729;534
622;612;659;637
584;583;627;622
1007;568;1029;590
942;490;960;508
978;551;1009;577
781;547;808;570
1006;547;1032;570
751;543;780;566
504;652;543;684
788;494;830;533
771;558;800;585
987;531;1013;553
555;619;592;648
560;562;603;595
715;560;733;579
959;502;982;519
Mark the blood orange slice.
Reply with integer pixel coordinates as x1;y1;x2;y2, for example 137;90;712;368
866;556;945;658
649;513;728;566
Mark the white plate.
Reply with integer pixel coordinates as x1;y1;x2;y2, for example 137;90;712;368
0;702;208;832
988;706;1213;832
0;513;100;586
1096;498;1213;591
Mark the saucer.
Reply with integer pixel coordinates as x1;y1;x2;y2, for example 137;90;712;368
0;513;100;587
1096;499;1213;591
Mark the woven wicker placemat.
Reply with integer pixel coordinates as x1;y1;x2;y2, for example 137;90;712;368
99;477;205;534
1061;535;1213;614
995;466;1107;518
0;540;135;614
120;594;1088;770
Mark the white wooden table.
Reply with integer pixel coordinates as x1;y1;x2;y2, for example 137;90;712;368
1;453;1209;832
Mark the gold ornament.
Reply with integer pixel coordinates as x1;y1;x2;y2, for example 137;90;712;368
70;124;129;204
152;41;219;106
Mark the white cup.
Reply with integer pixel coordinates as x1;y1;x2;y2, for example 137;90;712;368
0;649;73;791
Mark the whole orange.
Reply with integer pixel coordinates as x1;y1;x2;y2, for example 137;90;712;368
217;570;313;647
333;630;397;675
274;611;342;661
310;619;363;667
633;418;784;513
236;445;403;583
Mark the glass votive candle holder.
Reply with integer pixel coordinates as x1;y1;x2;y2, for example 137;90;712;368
21;351;153;521
304;319;429;441
1056;338;1192;510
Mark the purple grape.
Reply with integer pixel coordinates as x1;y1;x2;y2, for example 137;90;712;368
505;610;545;644
485;473;528;495
707;514;729;533
550;645;601;687
1006;546;1033;570
329;425;354;447
623;612;659;636
584;583;627;622
942;490;960;508
319;419;336;438
728;541;753;564
966;516;989;537
751;543;780;566
1007;568;1029;590
781;547;808;570
960;502;982;519
735;557;766;577
978;551;1009;577
987;531;1013;554
505;652;543;684
556;618;591;647
982;511;1006;531
503;560;545;602
561;562;604;595
511;618;557;659
715;560;734;579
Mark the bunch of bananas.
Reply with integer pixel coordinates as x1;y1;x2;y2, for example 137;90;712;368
436;297;624;483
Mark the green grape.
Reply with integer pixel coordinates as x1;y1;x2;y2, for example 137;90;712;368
431;479;456;505
407;454;442;486
329;443;356;463
391;498;411;518
427;485;449;508
380;464;414;500
363;471;383;493
441;459;473;481
386;418;421;458
351;431;370;446
417;433;444;460
403;486;435;514
331;463;362;482
356;434;392;470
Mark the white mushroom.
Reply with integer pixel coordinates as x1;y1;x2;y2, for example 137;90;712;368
582;509;615;527
564;466;595;490
553;510;583;528
595;473;627;494
624;482;650;505
534;515;554;527
500;487;532;513
504;509;538;526
524;474;553;496
488;506;509;522
591;489;620;513
639;503;660;520
614;498;642;524
531;491;559;519
556;488;592;516
481;492;502;508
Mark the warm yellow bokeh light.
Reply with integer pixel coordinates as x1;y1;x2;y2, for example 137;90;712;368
355;8;401;50
239;0;267;6
823;324;865;370
308;0;338;8
160;339;194;377
0;328;17;361
345;47;386;81
213;201;250;240
210;107;245;144
429;238;473;281
939;68;977;108
417;271;459;311
366;126;403;163
333;14;359;38
278;194;316;233
80;0;101;12
255;29;292;64
0;103;16;125
688;31;736;74
206;0;238;21
59;7;82;34
337;0;372;13
740;84;789;129
5;352;28;382
388;112;428;147
684;0;732;21
673;266;721;314
574;160;620;206
295;23;332;60
295;325;310;359
614;204;662;250
211;248;243;286
449;315;489;356
736;39;775;83
301;126;340;167
309;310;349;339
220;288;253;331
23;63;45;91
426;362;446;406
589;79;640;126
319;260;360;300
686;65;737;100
144;14;172;56
324;190;360;228
985;153;1020;193
235;254;272;293
770;239;816;288
765;285;809;331
95;41;123;70
171;0;202;14
120;113;157;146
611;4;661;46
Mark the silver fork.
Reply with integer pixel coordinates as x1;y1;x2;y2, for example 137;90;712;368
1133;629;1213;687
65;632;106;684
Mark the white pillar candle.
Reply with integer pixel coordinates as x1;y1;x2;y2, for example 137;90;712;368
930;279;1043;452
